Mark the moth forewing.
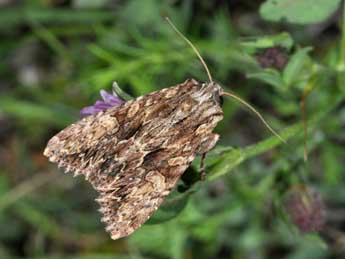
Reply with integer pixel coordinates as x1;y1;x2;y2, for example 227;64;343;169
44;79;224;240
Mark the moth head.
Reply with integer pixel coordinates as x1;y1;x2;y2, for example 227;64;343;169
200;82;223;107
211;82;224;106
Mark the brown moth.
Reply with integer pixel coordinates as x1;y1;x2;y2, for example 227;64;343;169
44;18;283;240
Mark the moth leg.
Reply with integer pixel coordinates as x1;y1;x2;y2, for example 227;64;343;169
197;133;220;180
199;153;207;181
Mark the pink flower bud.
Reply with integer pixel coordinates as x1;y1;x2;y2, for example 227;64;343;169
284;186;325;233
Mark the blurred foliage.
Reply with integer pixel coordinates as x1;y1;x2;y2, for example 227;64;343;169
0;0;345;259
260;0;342;24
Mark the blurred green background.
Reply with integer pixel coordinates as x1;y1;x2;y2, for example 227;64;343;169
1;0;345;258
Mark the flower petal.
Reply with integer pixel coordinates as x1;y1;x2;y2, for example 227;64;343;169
80;86;125;116
94;100;112;109
100;90;114;103
80;106;103;116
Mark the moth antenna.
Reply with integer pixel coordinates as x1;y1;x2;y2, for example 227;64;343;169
165;17;284;143
221;90;286;143
165;17;213;83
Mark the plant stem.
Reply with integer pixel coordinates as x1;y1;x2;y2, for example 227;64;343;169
243;95;342;159
300;79;316;162
0;172;58;212
338;0;345;93
340;0;345;70
207;94;342;182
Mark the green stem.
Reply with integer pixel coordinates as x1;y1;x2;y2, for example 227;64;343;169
206;95;342;182
0;172;58;212
339;0;345;70
243;96;342;159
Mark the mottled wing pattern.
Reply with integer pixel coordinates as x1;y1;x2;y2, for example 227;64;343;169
44;79;223;239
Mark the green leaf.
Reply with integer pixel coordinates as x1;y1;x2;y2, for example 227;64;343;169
260;0;341;24
28;255;135;259
247;69;286;89
87;44;118;64
207;148;245;182
14;202;62;239
0;97;76;127
191;205;241;242
0;7;115;27
283;47;313;86
147;189;190;224
130;220;187;259
322;143;342;185
73;0;109;8
120;0;169;30
305;234;328;250
112;82;134;101
241;32;294;52
0;175;9;196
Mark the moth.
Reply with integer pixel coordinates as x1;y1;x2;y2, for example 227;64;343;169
44;18;283;240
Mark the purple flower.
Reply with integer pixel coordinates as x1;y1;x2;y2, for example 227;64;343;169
80;87;124;116
255;46;289;70
284;186;325;233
